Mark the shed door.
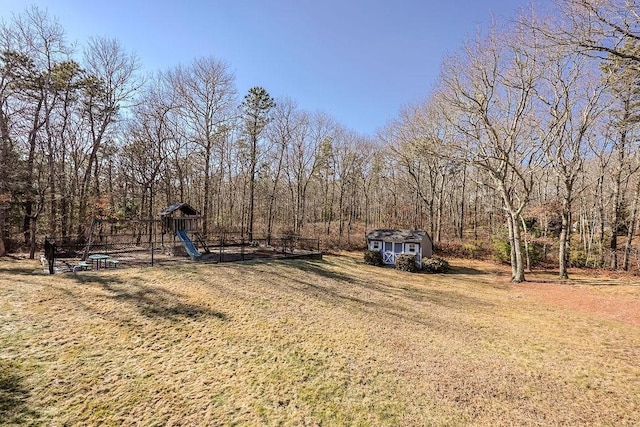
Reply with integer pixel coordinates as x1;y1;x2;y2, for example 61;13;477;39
382;241;395;265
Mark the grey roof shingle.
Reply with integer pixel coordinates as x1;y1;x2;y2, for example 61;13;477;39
365;229;428;243
158;202;200;217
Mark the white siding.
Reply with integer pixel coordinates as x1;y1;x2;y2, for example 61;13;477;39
369;240;382;251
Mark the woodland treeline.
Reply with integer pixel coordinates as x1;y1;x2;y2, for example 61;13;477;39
1;1;640;281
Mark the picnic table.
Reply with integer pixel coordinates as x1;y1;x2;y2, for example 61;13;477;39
106;258;120;268
88;254;109;270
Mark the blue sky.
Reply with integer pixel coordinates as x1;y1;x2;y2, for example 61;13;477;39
1;0;549;136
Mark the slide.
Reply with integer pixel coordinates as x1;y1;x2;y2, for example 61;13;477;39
176;230;202;260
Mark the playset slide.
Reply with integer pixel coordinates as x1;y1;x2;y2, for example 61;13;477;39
176;229;202;260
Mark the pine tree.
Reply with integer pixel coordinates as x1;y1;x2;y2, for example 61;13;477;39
241;86;275;242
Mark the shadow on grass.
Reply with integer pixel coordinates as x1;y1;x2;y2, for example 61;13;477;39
69;273;227;322
111;283;228;321
277;259;357;284
275;259;495;329
0;361;39;424
69;272;127;287
526;277;639;287
0;266;42;276
448;265;488;275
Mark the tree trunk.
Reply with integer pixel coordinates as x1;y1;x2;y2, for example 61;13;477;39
266;143;286;245
610;113;629;270
28;215;37;260
521;216;531;273
558;211;570;279
78;114;110;239
0;106;10;256
338;182;345;237
436;173;445;242
558;193;571;279
623;179;640;271
511;212;526;282
248;132;257;242
459;164;466;239
23;98;44;249
610;173;622;270
202;146;212;238
506;212;517;280
0;208;6;257
596;167;606;268
326;178;335;236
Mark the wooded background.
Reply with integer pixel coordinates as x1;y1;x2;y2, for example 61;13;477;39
1;1;639;281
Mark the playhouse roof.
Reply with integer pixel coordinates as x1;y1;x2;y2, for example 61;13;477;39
158;202;200;217
365;229;429;244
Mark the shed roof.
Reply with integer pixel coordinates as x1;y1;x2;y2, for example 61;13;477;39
158;202;200;217
366;229;429;243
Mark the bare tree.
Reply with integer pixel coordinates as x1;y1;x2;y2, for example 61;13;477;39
77;36;141;238
600;41;640;269
121;82;176;221
265;97;298;244
535;41;608;278
551;0;640;62
331;127;364;238
386;101;459;240
284;111;336;234
437;23;543;282
165;57;236;237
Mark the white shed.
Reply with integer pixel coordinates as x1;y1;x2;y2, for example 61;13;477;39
365;229;433;267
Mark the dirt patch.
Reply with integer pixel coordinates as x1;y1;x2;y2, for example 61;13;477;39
516;275;640;327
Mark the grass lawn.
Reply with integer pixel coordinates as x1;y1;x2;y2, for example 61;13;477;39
1;253;640;426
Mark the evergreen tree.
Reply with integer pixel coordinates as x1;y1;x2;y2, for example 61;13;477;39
241;86;275;241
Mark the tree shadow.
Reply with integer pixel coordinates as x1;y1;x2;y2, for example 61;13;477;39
69;272;127;287
0;361;40;424
277;259;357;284
110;283;228;322
0;266;42;276
273;259;495;331
448;265;488;275
69;274;227;322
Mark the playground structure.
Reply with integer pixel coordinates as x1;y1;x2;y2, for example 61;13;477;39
159;203;208;260
176;229;202;260
41;202;322;272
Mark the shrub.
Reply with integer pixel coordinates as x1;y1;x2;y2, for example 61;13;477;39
570;249;587;268
492;238;546;267
569;248;598;268
527;241;546;267
422;256;450;273
462;242;483;259
396;254;418;272
493;238;512;264
433;241;490;260
363;250;383;266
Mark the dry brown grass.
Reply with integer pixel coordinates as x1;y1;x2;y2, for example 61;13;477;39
1;253;640;426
